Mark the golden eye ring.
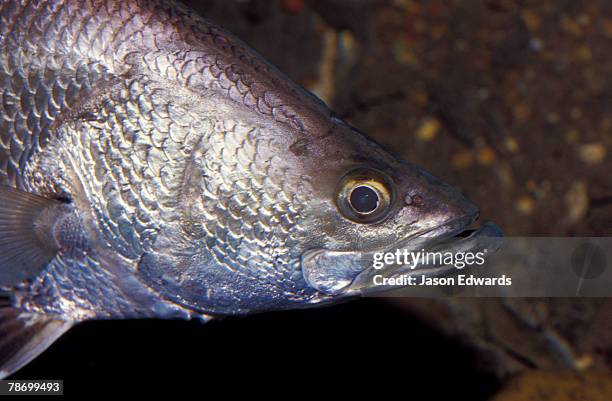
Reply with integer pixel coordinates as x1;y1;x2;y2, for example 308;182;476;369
335;168;395;224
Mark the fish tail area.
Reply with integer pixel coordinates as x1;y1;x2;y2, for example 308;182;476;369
0;298;72;379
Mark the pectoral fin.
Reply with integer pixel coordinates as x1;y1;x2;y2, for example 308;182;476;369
0;186;65;286
0;298;72;378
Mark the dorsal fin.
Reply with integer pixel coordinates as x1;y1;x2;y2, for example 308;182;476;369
0;186;65;286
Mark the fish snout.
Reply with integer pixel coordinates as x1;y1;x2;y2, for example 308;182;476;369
397;165;481;237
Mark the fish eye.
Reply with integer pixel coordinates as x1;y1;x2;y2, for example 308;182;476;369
336;168;395;224
349;185;379;214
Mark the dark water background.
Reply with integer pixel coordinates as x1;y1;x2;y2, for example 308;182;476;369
18;300;498;398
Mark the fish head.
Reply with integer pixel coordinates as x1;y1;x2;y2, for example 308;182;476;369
139;106;502;314
290;116;502;301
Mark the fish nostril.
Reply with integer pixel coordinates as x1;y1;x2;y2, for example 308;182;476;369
405;194;423;206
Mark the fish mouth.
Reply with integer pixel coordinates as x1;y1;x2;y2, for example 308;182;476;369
301;215;503;296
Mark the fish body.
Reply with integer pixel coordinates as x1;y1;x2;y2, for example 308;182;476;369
0;0;500;376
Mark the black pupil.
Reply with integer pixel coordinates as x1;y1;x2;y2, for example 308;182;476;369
350;186;379;214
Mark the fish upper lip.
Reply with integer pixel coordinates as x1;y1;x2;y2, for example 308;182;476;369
386;212;481;253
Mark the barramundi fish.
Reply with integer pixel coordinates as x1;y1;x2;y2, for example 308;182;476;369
0;0;501;377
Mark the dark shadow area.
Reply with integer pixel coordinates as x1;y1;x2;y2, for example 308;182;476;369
15;299;500;398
